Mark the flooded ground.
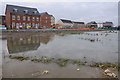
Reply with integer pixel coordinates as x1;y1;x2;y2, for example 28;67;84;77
1;31;119;78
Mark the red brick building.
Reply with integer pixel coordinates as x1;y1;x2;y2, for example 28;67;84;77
40;12;55;29
5;4;40;29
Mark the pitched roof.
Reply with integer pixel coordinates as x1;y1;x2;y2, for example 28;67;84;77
40;12;48;16
49;15;53;16
87;21;97;24
6;4;40;16
60;19;73;23
105;22;113;24
73;21;84;24
49;15;54;17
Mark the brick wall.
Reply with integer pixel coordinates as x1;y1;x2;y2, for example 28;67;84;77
11;14;40;29
5;8;11;29
40;13;51;28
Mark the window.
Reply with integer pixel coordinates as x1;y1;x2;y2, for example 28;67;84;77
35;24;38;28
13;8;18;12
3;20;5;23
26;24;29;27
35;24;39;29
23;23;26;27
38;23;39;27
40;18;41;22
26;23;31;26
32;17;35;21
29;23;31;26
28;17;30;21
36;17;39;21
16;23;19;29
24;10;28;14
12;22;15;28
32;23;35;27
23;16;26;21
12;16;15;20
17;16;20;20
46;21;47;23
26;23;31;29
33;11;37;14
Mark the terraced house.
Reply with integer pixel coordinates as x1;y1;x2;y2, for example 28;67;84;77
40;12;55;29
5;4;40;29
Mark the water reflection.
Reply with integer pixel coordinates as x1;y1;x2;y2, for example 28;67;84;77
2;31;118;63
7;34;55;54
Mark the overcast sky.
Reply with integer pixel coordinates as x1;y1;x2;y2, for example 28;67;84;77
0;0;119;26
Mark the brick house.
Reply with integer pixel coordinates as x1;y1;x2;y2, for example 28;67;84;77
5;4;40;29
40;12;54;28
0;15;6;26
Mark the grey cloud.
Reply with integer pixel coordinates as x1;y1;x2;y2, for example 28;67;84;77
0;2;118;26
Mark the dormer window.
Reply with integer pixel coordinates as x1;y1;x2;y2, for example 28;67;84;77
13;8;18;12
24;10;28;14
33;11;37;14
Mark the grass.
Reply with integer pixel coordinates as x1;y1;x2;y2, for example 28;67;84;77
55;58;70;67
89;62;118;69
31;59;41;62
9;55;118;69
71;60;80;65
64;32;83;35
9;55;29;61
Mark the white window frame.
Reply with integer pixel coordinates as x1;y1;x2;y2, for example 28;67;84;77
32;23;35;27
13;8;18;12
12;22;15;28
24;10;28;14
12;16;15;20
32;17;35;21
16;23;19;29
17;16;20;20
36;17;39;21
23;16;26;21
28;17;30;21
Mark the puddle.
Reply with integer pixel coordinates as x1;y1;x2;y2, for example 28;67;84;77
1;31;118;78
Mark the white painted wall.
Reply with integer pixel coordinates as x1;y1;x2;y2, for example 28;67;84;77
51;16;55;25
57;20;73;27
97;23;103;28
